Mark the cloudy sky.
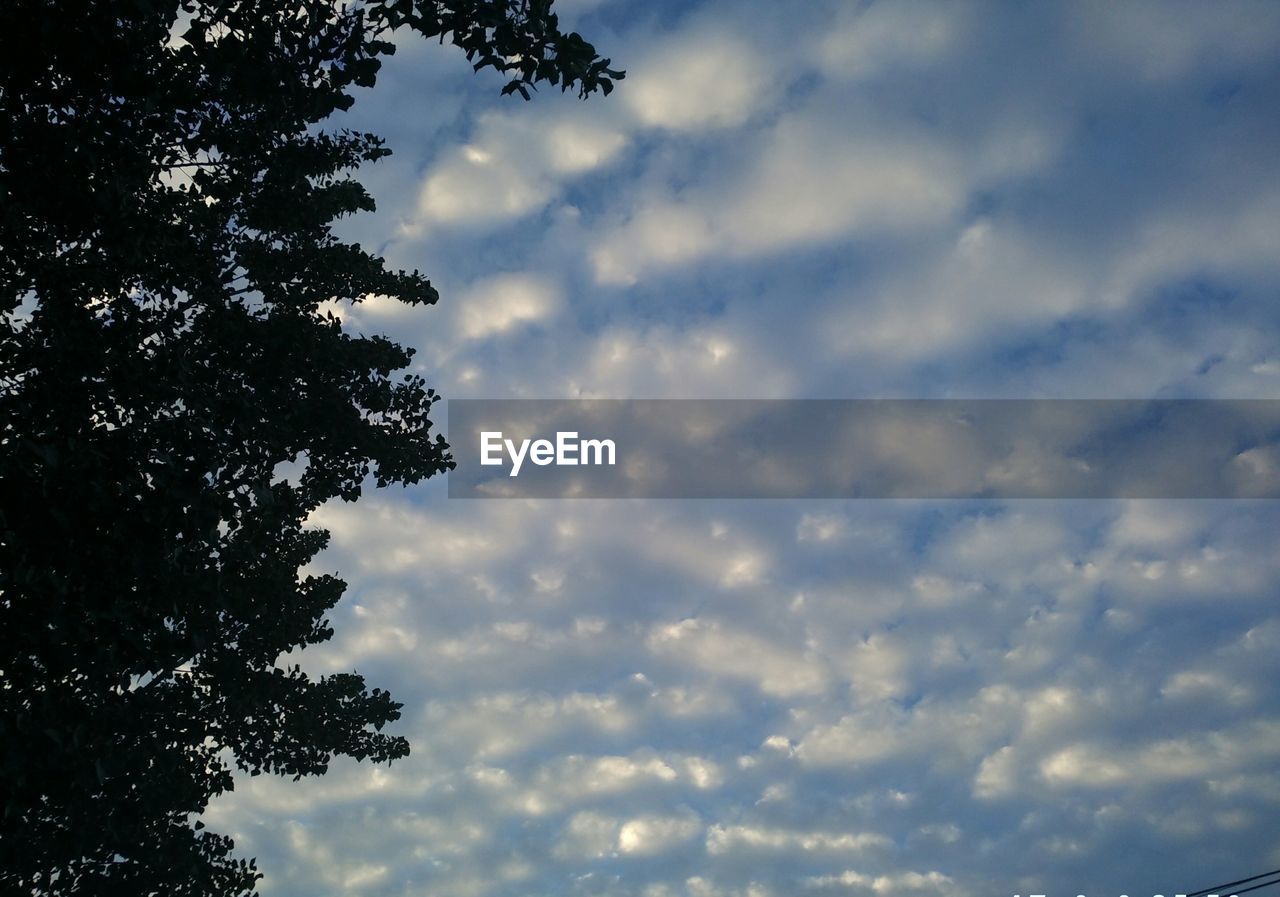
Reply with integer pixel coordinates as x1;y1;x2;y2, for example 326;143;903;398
207;2;1280;895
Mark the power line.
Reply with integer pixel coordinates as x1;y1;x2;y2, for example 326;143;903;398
1186;869;1280;897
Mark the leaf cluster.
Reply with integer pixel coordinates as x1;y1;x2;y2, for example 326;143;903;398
0;1;619;894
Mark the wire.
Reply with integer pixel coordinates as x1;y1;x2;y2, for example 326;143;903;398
1186;869;1280;897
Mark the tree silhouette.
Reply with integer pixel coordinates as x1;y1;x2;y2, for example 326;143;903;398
0;1;620;894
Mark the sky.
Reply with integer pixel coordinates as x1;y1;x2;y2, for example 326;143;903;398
206;2;1280;895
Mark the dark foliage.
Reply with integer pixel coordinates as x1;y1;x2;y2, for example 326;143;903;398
0;1;620;894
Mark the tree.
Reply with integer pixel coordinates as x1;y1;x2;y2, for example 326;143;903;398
0;2;620;894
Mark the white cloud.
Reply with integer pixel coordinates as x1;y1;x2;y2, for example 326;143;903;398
591;204;716;286
567;323;797;398
554;811;621;860
1041;721;1280;789
706;824;891;855
454;272;562;340
647;618;829;697
796;512;852;544
973;745;1018;800
841;633;911;702
423;691;636;761
590;111;967;285
617;812;703;856
816;1;968;80
794;707;912;767
408;109;626;232
623;30;779;131
203;1;1280;894
723;119;963;250
1071;0;1280;82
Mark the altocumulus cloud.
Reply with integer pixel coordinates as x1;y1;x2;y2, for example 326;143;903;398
206;1;1280;896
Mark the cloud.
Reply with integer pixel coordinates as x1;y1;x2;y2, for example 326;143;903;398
706;824;891;856
618;812;704;856
214;500;1280;896
803;869;958;896
815;1;968;80
1040;720;1280;789
622;30;779;131
454;272;562;340
1070;0;1280;82
647;618;829;697
407;108;626;233
201;1;1280;894
589;108;969;285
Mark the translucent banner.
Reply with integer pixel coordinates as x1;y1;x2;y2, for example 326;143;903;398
446;399;1280;499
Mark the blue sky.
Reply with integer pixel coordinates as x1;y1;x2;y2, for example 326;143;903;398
207;2;1280;895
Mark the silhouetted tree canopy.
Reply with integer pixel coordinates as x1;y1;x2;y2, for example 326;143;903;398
0;1;620;894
